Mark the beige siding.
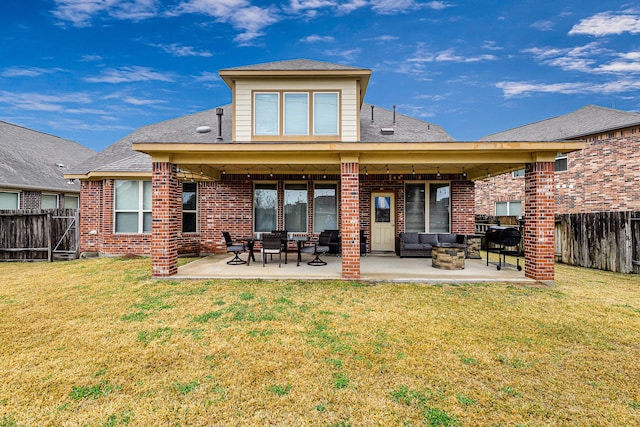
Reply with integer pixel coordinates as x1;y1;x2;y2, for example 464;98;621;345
234;79;359;142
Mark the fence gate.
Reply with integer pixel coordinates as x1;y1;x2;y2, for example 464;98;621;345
0;209;79;262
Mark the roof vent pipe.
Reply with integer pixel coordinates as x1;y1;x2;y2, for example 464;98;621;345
393;105;396;126
216;108;224;140
371;105;374;124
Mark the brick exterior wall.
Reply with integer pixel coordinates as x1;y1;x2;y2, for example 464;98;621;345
451;180;475;234
524;162;555;282
476;135;640;215
341;161;360;279
21;191;41;209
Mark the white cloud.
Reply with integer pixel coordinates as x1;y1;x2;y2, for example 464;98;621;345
52;0;159;27
121;96;169;106
523;42;606;73
1;66;60;78
324;48;362;61
370;0;453;14
336;0;367;14
83;66;175;83
409;48;496;63
496;79;640;98
569;11;640;36
193;72;220;82
153;43;213;57
299;34;335;43
530;20;553;31
0;91;93;112
595;51;640;73
80;55;103;62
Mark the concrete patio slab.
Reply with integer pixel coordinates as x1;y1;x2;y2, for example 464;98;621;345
174;252;533;284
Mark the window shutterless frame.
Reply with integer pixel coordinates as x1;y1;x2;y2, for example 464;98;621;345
0;191;19;209
41;193;59;209
114;180;152;234
182;182;197;233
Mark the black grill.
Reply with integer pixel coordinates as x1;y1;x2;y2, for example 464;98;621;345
485;226;522;271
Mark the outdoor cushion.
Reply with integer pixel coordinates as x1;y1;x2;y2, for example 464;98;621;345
403;243;424;250
437;233;458;244
401;232;419;244
419;234;439;245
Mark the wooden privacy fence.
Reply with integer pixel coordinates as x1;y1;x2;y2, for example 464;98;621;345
555;211;640;274
0;209;79;262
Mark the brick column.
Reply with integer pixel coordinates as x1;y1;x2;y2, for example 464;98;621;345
451;180;475;234
152;162;179;277
524;162;555;283
340;158;360;279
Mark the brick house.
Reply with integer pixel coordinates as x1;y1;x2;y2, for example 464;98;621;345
476;105;640;216
66;59;583;282
0;121;95;210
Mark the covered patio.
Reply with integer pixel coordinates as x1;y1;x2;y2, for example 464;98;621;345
174;252;532;283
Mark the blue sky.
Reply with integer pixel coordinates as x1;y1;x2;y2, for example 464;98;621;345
1;0;639;151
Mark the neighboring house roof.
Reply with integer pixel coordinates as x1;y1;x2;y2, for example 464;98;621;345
0;121;95;192
68;103;454;175
480;104;640;141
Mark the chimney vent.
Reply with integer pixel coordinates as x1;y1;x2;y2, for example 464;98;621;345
216;108;224;140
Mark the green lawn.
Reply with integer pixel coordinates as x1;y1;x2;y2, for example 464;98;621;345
0;257;639;426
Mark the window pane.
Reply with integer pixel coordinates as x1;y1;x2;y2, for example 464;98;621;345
510;201;522;217
0;192;18;209
284;93;308;135
115;212;139;233
41;194;58;209
255;93;279;135
429;183;450;232
375;196;391;223
314;183;337;232
182;182;197;210
115;180;138;210
405;183;425;232
314;93;338;135
143;212;152;233
254;183;277;232
554;156;568;172
182;212;197;233
64;195;79;209
284;183;307;232
143;181;152;210
495;202;508;216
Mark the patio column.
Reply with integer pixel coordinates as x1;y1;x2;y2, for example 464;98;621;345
524;161;555;283
152;161;180;277
451;180;475;234
340;156;360;279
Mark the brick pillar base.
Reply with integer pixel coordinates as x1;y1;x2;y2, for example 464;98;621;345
152;162;179;277
524;162;555;283
341;159;360;279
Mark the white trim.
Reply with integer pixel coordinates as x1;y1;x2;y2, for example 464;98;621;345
114;180;151;234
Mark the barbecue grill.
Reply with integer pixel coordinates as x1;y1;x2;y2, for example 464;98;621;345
485;226;522;271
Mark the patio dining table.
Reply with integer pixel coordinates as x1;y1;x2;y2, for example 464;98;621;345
243;234;309;266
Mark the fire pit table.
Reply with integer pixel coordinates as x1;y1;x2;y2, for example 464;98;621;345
432;245;465;270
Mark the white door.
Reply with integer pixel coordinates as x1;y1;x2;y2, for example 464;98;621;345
371;193;395;252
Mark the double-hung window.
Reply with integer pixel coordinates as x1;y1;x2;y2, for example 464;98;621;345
555;152;568;172
0;191;19;209
496;201;522;216
182;182;197;233
284;183;308;232
313;183;337;232
254;183;277;232
114;180;151;233
254;91;339;137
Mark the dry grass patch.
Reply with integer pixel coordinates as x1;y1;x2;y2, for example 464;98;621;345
0;258;639;426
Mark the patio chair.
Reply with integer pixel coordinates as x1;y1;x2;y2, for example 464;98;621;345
301;231;331;266
324;229;341;255
270;229;288;264
261;233;284;267
222;231;247;265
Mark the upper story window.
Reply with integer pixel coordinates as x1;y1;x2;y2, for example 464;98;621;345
254;91;339;138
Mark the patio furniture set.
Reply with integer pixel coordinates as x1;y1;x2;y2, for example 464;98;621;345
222;230;337;267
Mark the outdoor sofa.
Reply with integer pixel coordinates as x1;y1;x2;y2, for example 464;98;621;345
395;232;468;258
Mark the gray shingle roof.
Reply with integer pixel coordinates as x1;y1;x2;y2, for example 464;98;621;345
0;121;95;192
220;58;369;72
480;104;640;141
69;102;454;175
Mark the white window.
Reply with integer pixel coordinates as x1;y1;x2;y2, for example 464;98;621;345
496;201;522;217
314;92;338;135
555;153;568;172
114;180;151;233
284;93;308;135
0;191;19;209
64;195;79;209
254;183;277;232
254;93;279;135
41;194;59;209
284;183;308;232
314;183;337;233
182;182;197;233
